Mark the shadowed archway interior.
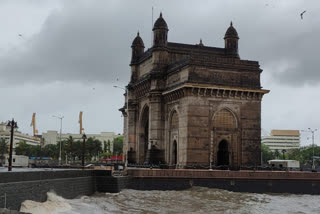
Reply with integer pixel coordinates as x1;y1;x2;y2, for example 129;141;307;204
217;140;229;166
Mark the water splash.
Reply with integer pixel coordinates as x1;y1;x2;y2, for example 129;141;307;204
20;192;72;214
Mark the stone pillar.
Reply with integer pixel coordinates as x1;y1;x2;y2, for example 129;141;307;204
147;92;164;164
127;101;137;163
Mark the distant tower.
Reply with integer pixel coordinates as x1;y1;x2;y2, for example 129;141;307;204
131;32;145;64
224;22;239;57
153;12;169;47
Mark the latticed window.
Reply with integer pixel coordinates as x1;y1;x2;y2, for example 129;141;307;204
213;109;236;129
170;111;179;129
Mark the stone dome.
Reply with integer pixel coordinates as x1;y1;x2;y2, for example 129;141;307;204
224;22;239;39
131;32;145;47
153;13;168;30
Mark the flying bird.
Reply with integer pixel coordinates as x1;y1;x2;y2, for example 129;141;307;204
18;34;22;37
300;10;306;19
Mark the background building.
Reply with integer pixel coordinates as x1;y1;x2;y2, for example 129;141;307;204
42;130;119;152
0;122;41;152
262;130;300;151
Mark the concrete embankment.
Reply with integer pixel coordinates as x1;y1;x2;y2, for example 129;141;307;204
0;170;112;211
1;168;320;211
127;169;320;194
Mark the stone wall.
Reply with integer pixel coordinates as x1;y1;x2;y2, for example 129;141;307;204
127;169;320;194
0;170;111;211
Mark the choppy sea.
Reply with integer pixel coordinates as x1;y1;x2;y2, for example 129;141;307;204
20;187;320;214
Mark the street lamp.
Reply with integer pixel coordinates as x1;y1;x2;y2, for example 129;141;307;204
308;128;317;171
52;115;64;165
113;85;129;169
6;119;18;172
82;133;87;169
302;128;318;171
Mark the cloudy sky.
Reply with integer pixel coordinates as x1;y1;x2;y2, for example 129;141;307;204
0;0;319;145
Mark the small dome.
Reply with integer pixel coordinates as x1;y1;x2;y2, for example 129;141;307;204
131;32;145;47
153;13;168;30
224;22;239;39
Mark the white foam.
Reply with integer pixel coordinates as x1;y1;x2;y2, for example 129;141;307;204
20;192;72;214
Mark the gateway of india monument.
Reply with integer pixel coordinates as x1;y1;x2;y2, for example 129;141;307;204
121;13;269;168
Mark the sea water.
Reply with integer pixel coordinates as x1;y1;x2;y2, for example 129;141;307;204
20;187;320;214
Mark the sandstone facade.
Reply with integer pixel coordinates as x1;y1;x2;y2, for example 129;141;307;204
121;13;269;167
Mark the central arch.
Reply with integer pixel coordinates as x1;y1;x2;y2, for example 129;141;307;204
217;140;229;166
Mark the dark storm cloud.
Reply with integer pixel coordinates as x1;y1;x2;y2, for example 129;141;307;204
0;1;150;84
0;0;319;86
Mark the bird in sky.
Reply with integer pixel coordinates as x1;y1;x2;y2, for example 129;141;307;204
18;34;22;37
300;10;306;19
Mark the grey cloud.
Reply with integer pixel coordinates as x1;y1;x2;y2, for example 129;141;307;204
0;0;319;87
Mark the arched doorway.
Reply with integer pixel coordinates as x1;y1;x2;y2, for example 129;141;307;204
169;110;179;165
217;140;229;166
139;106;149;163
172;140;177;165
212;108;237;166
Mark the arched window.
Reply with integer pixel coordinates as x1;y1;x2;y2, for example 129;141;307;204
213;109;237;129
170;111;179;130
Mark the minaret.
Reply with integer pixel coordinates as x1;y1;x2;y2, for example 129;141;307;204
152;12;169;47
224;22;239;57
130;32;145;82
131;32;145;64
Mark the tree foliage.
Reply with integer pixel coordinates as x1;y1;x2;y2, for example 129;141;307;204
0;138;8;162
261;143;275;164
262;144;320;166
287;145;320;165
14;136;104;163
113;136;123;155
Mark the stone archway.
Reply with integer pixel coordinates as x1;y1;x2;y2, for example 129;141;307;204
168;110;179;165
217;140;229;166
172;140;177;165
139;106;149;163
212;108;237;167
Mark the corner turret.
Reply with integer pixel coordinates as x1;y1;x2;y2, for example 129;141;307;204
224;22;239;57
131;32;145;64
153;13;169;47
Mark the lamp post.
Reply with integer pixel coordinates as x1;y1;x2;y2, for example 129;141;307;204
52;115;64;165
82;133;87;169
302;128;318;171
114;85;129;169
6;119;18;172
309;128;317;171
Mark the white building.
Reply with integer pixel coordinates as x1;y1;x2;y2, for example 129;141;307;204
42;131;119;153
262;130;300;151
0;122;41;151
4;154;29;167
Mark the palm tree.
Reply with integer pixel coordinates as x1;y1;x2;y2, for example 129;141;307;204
66;136;75;163
274;149;280;159
0;138;8;164
281;149;286;160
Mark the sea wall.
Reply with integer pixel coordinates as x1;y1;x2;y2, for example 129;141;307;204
127;169;320;194
1;168;320;211
0;170;111;211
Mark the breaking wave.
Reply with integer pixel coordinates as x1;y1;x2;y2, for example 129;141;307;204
20;187;320;214
20;192;72;214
